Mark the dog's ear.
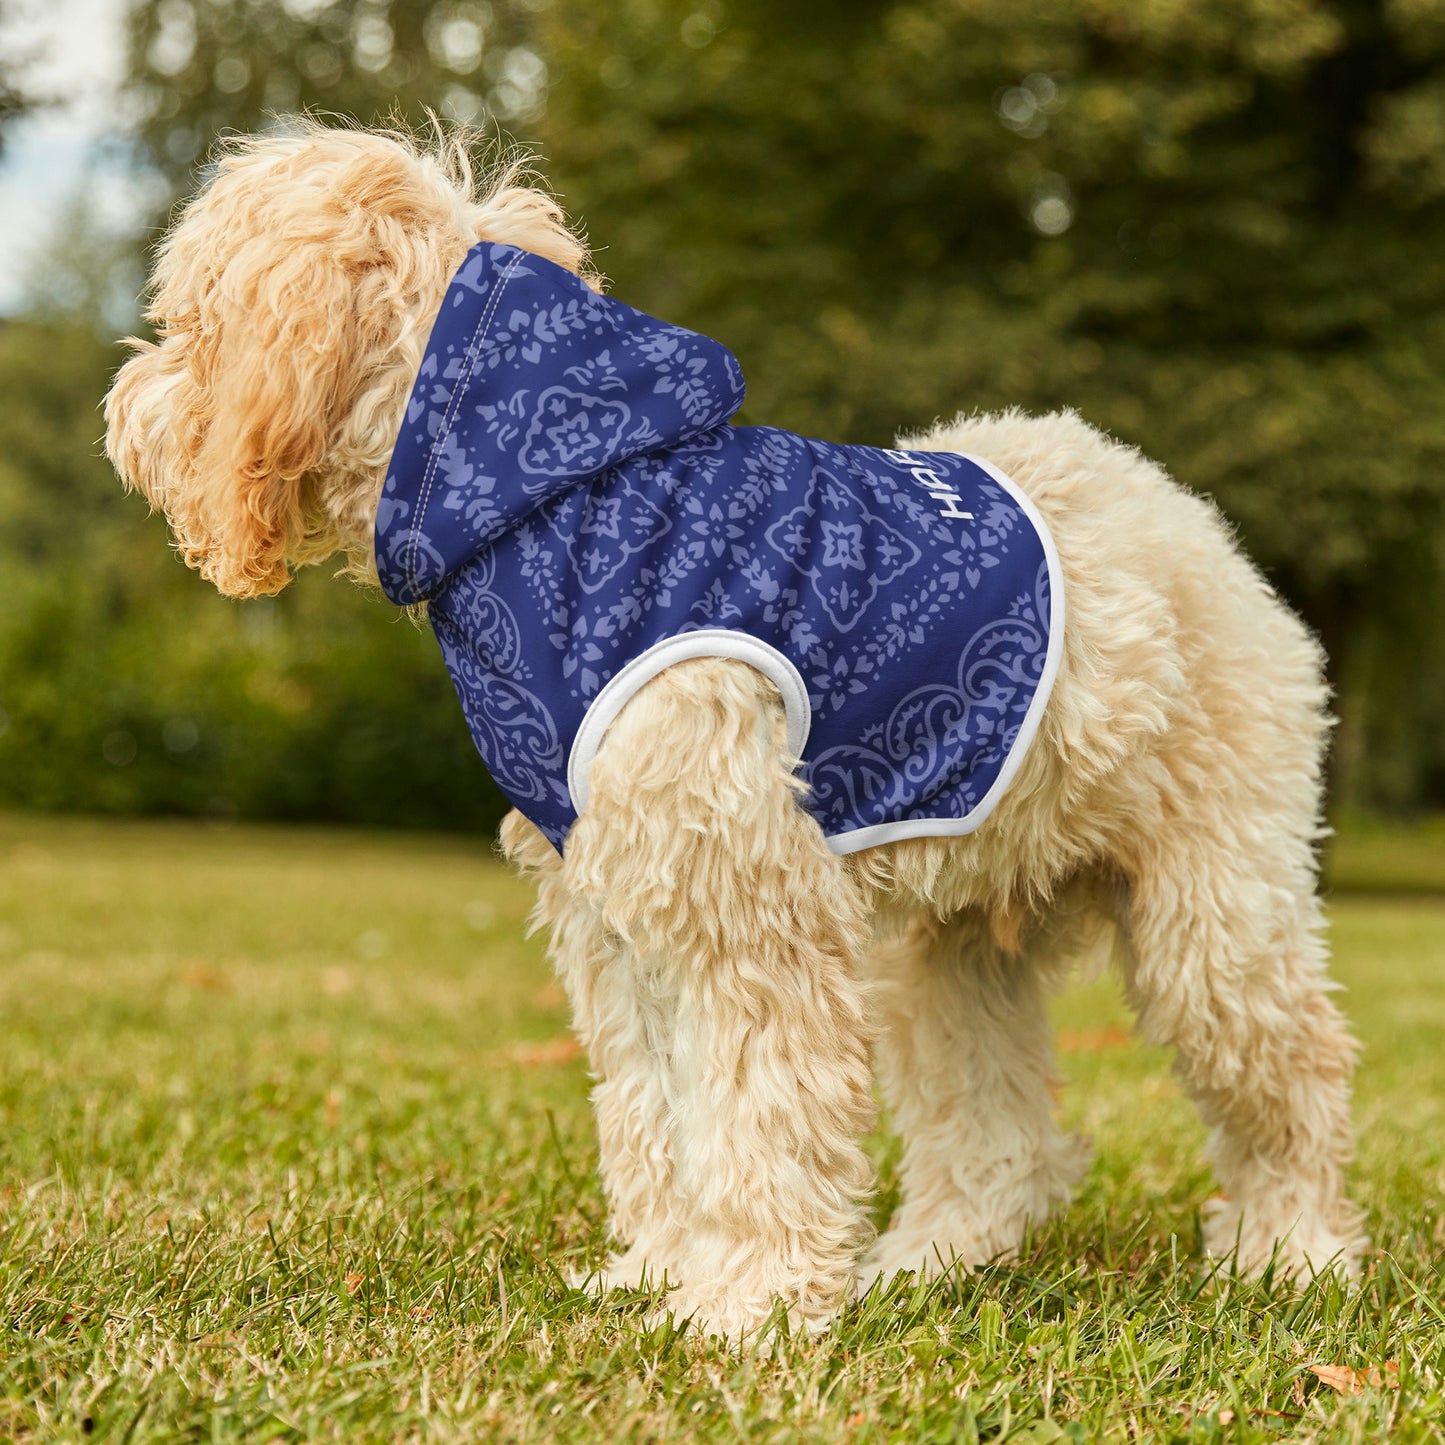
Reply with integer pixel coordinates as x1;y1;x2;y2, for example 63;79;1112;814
106;245;364;598
114;232;389;598
105;130;455;599
188;239;366;598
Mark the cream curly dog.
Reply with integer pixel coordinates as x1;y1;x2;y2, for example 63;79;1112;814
105;123;1363;1342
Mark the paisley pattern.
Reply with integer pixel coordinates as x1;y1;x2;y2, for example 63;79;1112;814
807;563;1052;829
520;387;632;477
764;465;923;632
375;243;1062;854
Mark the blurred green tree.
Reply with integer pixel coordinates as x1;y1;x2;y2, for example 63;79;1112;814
533;0;1445;806
1;1;533;836
0;316;507;830
124;0;542;184
5;0;1441;824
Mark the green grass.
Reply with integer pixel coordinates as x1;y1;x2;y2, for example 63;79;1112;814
2;812;1443;1443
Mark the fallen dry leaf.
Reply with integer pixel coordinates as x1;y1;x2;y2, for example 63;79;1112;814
344;1273;365;1296
180;960;230;993
1056;1027;1133;1052
1310;1362;1399;1395
500;1037;584;1068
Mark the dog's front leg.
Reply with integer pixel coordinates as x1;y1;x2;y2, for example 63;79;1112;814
565;659;878;1344
501;809;689;1290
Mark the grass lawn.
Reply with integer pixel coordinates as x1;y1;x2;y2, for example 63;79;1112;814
2;812;1442;1442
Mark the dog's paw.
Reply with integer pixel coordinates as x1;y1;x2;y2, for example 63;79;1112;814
570;1245;674;1296
1202;1196;1366;1283
645;1287;836;1350
860;1137;1091;1295
856;1240;986;1297
859;1215;1025;1294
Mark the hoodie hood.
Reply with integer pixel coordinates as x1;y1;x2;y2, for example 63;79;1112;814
375;242;746;606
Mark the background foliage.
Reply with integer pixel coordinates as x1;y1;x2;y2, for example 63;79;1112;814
0;0;34;151
3;0;1445;827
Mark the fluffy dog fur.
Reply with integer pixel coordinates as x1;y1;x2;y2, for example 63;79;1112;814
105;122;1365;1342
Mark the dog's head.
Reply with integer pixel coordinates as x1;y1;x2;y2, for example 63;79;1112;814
105;121;591;597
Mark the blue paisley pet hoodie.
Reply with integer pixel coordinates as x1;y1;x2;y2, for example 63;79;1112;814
374;242;1064;855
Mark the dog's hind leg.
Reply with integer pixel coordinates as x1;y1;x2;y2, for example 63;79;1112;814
563;659;878;1342
1120;828;1363;1279
859;911;1088;1290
